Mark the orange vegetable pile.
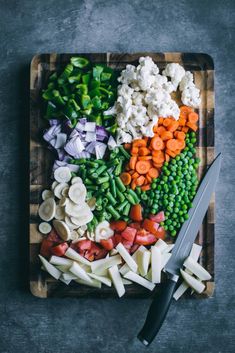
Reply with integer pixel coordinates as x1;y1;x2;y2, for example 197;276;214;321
121;106;199;190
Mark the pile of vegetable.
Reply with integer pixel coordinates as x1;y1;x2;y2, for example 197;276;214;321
36;56;210;298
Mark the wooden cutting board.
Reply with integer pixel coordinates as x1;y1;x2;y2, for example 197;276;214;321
30;53;215;298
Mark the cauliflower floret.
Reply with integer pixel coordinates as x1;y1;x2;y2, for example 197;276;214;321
126;122;142;140
181;86;201;108
103;105;117;116
138;56;159;75
118;64;137;85
145;87;171;105
162;63;186;89
132;91;144;106
179;71;194;91
118;83;134;98
116;128;132;144
140;120;156;138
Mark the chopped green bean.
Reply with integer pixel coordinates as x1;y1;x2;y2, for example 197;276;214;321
115;176;126;192
106;205;120;220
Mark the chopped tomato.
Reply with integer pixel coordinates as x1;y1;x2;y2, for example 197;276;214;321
130;243;139;254
46;229;62;243
121;226;137;243
142;219;159;235
110;220;127;232
84;242;107;261
114;233;122;246
135;233;157;246
121;238;133;250
40;239;53;258
155;226;166;240
76;239;92;251
129;222;141;230
149;211;165;223
100;238;114;251
51;242;68;257
129;204;143;222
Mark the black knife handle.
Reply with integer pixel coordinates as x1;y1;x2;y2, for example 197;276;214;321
137;274;178;346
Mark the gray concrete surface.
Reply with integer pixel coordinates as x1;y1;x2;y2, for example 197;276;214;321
0;0;234;352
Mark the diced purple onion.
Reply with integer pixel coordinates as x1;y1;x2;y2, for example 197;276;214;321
85;131;96;143
107;135;117;150
54;133;67;149
95;142;107;159
86;141;96;154
64;136;85;157
49;119;60;126
84;122;96;132
67;164;80;173
43;124;61;142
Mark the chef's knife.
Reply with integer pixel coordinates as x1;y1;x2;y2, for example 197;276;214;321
137;153;221;346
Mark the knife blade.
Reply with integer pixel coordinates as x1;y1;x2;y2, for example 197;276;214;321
137;153;221;346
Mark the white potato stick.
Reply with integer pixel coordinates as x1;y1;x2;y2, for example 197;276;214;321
69;262;92;283
55;265;71;272
75;278;102;288
49;256;73;267
119;245;147;276
189;243;202;260
61;272;77;281
180;269;205;294
65;247;91;266
38;255;61;280
116;243;138;272
59;278;71;285
108;265;125;298
91;255;122;274
151;246;161;283
89;273;112;287
162;244;174;254
124;271;155;291
137;250;151;277
183;257;211;281
161;252;172;270
154;239;168;252
122;278;133;285
173;282;189;301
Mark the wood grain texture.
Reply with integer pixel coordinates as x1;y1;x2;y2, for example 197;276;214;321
30;53;214;298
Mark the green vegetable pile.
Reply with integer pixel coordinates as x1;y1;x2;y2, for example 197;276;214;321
70;146;140;231
42;56;118;129
142;131;200;236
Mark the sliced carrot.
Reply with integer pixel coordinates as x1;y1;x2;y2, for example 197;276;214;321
176;139;186;150
125;163;130;171
141;184;151;191
168;120;179;132
153;162;163;168
135;160;151;175
130;204;143;222
129;156;137;170
156;126;166;135
158;117;164;125
163;118;172;127
129;170;135;175
146;174;152;183
152;151;165;164
180;105;193;118
143;178;148;185
161;130;173;141
174;131;185;140
153;125;158;133
131;179;137;190
166;139;179;151
150;136;164;151
148;168;159;179
132;171;140;179
136;176;145;186
166;149;176;158
120;172;132;185
188;112;199;124
138;156;152;161
186;121;198;132
124;143;131;150
182;126;189;133
132;139;147;148
178;117;187;126
165;153;170;162
175;149;181;155
139;147;150;156
131;147;139;155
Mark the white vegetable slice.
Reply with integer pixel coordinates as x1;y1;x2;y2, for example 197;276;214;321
161;252;172;270
162;244;174;254
61;186;69;197
68;183;86;204
59;196;68;207
65;200;87;217
53;220;71;241
65;247;92;266
54;183;68;199
71;176;83;184
55;205;65;220
95;221;114;242
49;256;73;267
154;239;168;253
56;265;71;272
42;189;54;201
119;245;147;276
173;282;189;301
151;246;161;283
38;198;56;222
70;211;93;227
64;216;78;230
38;255;61;280
70;230;80;242
110;249;118;256
116;243;138;272
189;243;202;260
75;278;102;288
61;272;77;280
122;278;133;285
124;271;155;291
60;278;71;285
137;250;151;277
54;166;71;183
87;197;96;211
51;181;59;191
69;262;92;283
108;265;125;297
89;273;112;287
38;222;52;234
180;269;205;294
91;255;122;274
183;257;211;281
